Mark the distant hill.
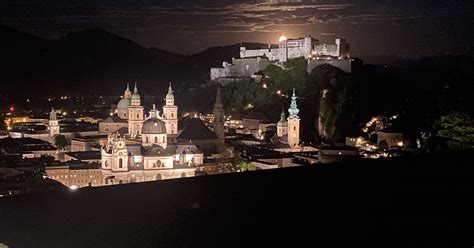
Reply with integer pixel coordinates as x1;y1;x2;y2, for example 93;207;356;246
0;26;265;96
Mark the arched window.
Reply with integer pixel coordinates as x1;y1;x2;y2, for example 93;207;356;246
171;113;174;118
124;113;126;118
154;136;158;143
163;136;165;143
155;174;162;180
119;158;123;168
156;160;161;167
146;136;149;143
293;126;296;131
137;113;139;119
105;160;108;168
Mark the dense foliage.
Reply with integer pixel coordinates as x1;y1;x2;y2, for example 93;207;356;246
53;134;68;149
435;112;474;150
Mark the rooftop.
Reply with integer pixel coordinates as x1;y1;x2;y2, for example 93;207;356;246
64;151;101;161
178;118;216;140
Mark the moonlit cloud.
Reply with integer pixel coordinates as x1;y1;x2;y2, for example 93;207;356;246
1;0;472;58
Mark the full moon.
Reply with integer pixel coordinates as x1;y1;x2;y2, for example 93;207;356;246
279;35;287;42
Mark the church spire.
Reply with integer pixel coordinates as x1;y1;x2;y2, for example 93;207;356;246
215;84;223;106
279;108;286;121
133;82;138;94
213;84;225;149
165;82;174;105
124;83;132;98
288;88;299;118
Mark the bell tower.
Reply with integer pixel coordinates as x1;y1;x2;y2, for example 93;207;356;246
213;85;225;148
162;82;178;135
128;82;144;137
287;89;300;148
49;108;59;137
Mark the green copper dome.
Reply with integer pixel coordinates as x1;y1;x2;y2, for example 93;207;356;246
117;98;131;109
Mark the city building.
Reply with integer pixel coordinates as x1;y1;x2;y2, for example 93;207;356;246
240;36;350;62
9;108;99;144
212;36;352;81
70;134;108;152
377;127;404;149
99;82;212;185
0;137;57;159
45;161;103;188
210;57;271;81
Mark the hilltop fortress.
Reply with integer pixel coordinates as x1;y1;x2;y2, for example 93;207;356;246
211;36;353;82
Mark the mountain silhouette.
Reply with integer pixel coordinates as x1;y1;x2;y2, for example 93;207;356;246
0;26;266;96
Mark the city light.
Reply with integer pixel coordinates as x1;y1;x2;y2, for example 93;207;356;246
279;35;287;43
69;185;78;190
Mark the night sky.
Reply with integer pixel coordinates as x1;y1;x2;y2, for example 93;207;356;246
1;0;473;58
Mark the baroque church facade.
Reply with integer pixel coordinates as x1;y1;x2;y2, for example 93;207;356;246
100;83;204;185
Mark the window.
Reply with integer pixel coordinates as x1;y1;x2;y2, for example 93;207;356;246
137;113;139;119
154;136;158;143
119;158;123;168
163;136;165;143
171;113;174;118
294;126;296;131
124;113;126;118
146;136;149;143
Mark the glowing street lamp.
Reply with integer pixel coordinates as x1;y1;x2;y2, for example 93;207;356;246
279;35;287;43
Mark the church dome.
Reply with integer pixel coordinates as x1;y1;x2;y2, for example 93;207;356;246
142;118;166;134
117;98;131;109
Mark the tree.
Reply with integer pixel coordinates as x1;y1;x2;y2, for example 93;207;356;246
235;161;256;172
53;134;68;150
436;111;474;150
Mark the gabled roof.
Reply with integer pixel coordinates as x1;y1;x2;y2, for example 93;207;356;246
166;144;203;155
101;116;127;123
142;145;171;157
64;151;101;161
178;118;216;140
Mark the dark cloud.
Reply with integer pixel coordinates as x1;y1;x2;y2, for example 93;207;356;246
1;0;472;57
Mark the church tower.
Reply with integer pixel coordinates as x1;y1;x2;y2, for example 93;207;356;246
162;82;178;135
213;85;225;148
128;82;144;137
287;88;300;148
49;108;59;137
277;108;288;137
